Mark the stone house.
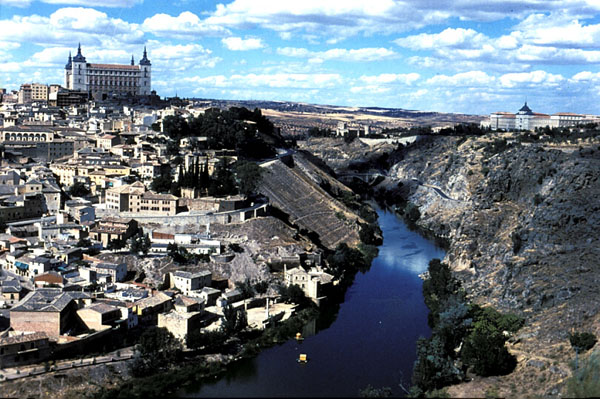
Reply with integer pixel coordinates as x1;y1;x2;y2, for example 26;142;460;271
284;266;334;305
10;289;81;339
158;296;206;341
0;278;23;306
133;292;173;325
170;270;212;295
89;217;138;247
0;332;51;368
76;303;121;331
89;261;127;282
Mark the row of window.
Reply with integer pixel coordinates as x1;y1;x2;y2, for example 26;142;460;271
90;81;138;87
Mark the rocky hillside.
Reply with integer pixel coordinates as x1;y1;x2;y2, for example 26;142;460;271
387;135;600;396
258;152;361;249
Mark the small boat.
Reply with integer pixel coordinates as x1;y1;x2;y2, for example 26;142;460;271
295;332;304;341
297;354;308;363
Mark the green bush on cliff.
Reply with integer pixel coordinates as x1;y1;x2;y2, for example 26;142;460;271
570;332;597;353
460;317;517;376
566;349;600;397
404;202;421;223
412;259;523;394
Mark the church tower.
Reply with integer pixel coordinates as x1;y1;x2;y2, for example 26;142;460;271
139;46;152;95
70;43;87;91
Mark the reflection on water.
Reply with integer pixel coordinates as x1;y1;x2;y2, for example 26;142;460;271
183;207;445;398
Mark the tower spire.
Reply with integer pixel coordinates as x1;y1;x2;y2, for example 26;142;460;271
73;43;86;62
140;46;151;66
131;55;135;65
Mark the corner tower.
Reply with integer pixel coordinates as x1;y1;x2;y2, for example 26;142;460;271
64;51;72;89
71;43;87;91
139;46;151;95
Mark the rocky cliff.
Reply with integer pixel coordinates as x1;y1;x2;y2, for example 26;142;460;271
388;135;600;396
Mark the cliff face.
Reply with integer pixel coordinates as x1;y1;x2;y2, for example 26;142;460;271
389;135;600;396
258;152;361;250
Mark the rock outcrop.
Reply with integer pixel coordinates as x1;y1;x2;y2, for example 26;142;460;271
388;135;600;396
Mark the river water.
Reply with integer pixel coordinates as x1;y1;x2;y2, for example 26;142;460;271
183;208;445;397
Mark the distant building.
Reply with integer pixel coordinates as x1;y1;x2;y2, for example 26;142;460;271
64;44;152;98
484;102;595;131
105;181;178;216
18;83;48;104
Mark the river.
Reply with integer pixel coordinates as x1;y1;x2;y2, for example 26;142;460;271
182;207;445;397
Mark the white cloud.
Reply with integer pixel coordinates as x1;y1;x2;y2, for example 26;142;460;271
201;0;600;42
394;28;487;50
499;70;565;88
222;37;266;51
184;73;343;89
147;42;222;71
277;47;397;62
41;0;142;6
142;11;230;39
0;8;143;46
359;73;420;85
0;0;142;6
426;71;495;87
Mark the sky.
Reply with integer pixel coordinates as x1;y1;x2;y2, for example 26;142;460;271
2;1;600;115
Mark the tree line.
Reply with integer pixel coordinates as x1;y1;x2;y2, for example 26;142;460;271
162;107;281;159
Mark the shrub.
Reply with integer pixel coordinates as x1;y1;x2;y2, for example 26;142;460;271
566;349;600;397
570;332;597;353
405;202;421;223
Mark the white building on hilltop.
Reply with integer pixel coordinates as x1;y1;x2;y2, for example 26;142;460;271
484;102;595;131
64;44;151;98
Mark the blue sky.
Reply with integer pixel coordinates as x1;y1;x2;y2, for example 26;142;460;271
2;0;600;115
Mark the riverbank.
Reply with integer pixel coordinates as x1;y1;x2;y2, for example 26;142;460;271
184;207;444;397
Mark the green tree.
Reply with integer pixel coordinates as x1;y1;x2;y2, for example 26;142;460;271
422;259;463;326
412;335;462;392
130;327;183;377
150;173;173;193
166;140;180;156
68;181;90;197
570;332;597;353
235;279;255;299
461;317;517;376
254;280;269;295
222;304;247;334
167;243;189;264
277;284;310;307
234;161;263;196
107;238;126;251
208;158;237;196
186;329;226;351
162;115;190;139
566;349;600;397
129;231;151;255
